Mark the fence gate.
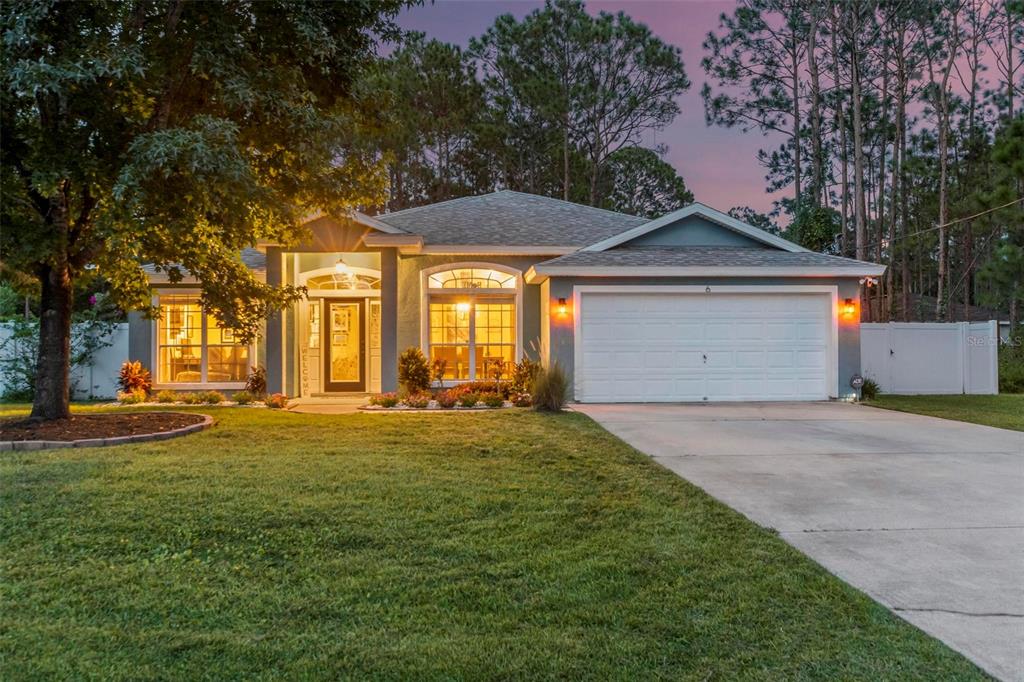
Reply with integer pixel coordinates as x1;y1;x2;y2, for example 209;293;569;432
860;321;999;395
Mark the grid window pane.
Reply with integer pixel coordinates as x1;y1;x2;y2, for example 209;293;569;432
206;314;249;381
156;296;249;384
427;298;515;381
474;302;515;380
157;297;203;383
428;302;471;379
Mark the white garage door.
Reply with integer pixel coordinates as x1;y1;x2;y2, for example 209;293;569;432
577;291;833;402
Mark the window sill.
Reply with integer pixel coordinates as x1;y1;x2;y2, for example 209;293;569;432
152;382;247;391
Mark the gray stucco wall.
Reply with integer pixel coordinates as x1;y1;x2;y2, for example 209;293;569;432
265;247;284;394
625;215;768;248
544;276;862;401
396;254;547;361
127;311;152;365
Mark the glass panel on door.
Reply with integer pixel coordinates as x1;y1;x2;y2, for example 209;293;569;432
324;300;364;391
329;303;360;382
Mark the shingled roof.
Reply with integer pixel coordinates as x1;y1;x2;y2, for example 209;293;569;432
373;190;646;247
531;246;887;277
141;247;266;280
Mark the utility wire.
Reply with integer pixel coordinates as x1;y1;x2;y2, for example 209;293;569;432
856;196;1023;254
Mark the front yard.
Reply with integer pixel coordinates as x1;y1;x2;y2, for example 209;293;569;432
868;393;1024;432
1;405;985;679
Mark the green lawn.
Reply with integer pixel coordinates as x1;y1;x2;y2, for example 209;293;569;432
1;405;985;680
867;393;1024;432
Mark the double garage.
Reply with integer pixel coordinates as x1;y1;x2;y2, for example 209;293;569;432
572;287;839;403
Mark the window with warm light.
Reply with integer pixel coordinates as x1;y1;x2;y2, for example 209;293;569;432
424;266;519;381
427;268;516;290
305;270;381;290
156;295;250;384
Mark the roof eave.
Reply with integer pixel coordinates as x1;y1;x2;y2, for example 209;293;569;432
361;233;424;254
528;264;887;283
419;245;579;256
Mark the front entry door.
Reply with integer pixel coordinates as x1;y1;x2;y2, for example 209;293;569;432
323;299;365;392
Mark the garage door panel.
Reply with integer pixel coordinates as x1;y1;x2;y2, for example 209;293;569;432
765;322;797;340
736;350;766;367
578;292;832;403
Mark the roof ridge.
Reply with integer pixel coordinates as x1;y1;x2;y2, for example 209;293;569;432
375;189;646;226
495;189;646;221
373;193;483;222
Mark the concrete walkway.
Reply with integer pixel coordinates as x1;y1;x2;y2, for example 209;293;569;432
576;402;1024;681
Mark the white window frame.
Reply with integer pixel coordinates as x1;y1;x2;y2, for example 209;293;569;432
151;289;255;390
420;262;523;383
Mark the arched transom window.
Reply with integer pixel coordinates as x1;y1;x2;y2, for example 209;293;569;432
423;264;520;382
427;267;516;290
305;268;381;290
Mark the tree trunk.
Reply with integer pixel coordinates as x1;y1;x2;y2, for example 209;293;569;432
933;7;962;320
589;149;600;207
850;32;867;262
1005;1;1016;120
790;40;802;209
807;10;824;207
563;113;571;201
829;7;850;256
31;262;74;421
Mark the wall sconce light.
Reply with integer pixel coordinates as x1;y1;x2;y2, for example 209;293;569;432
557;297;568;316
334;256;352;276
841;298;857;318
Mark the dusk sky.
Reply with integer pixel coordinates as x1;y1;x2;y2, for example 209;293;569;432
396;0;787;216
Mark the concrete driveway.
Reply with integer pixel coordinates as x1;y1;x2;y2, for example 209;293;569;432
576;402;1024;681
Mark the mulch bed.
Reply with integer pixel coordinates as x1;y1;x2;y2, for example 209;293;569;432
0;412;206;442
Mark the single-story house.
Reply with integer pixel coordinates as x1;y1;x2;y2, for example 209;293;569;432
128;190;885;402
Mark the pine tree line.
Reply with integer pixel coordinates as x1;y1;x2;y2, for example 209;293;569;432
361;0;695;219
703;0;1023;325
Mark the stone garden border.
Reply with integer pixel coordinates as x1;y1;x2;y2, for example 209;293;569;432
0;412;214;452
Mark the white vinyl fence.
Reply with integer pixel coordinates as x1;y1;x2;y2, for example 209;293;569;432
861;321;999;395
0;322;129;400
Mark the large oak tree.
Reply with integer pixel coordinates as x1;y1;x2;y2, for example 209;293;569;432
1;0;405;420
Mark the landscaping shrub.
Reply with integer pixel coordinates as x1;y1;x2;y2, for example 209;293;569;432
369;392;399;408
458;391;480;408
404;392;431;409
450;381;512;399
482;357;507;384
398;347;431;394
531;362;568;412
180;392;204;405
480;392;504;408
435;390;458;409
512;392;532;407
510;357;541;394
117;389;147;405
860;378;880;401
264;393;289;409
245;366;267;396
998;335;1024;393
201;390;225;404
431;358;448;388
232;391;256;405
155;390;177;403
117;360;152;396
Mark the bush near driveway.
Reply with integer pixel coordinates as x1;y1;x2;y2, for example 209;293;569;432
0;405;986;680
